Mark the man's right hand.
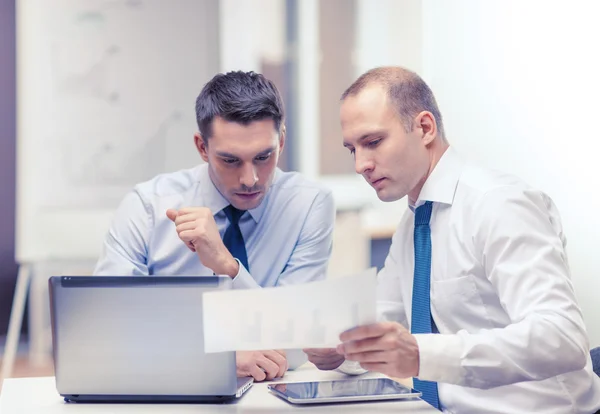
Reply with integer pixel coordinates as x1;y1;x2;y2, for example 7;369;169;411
303;348;345;370
236;350;288;382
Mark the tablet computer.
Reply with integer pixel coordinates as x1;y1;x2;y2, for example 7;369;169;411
267;377;421;404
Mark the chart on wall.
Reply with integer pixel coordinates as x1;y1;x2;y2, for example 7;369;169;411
20;0;219;210
17;0;219;262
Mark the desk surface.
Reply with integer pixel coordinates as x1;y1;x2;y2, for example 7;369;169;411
0;364;438;413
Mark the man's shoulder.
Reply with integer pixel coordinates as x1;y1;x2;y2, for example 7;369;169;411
458;163;531;198
457;162;555;217
272;169;333;198
133;165;205;201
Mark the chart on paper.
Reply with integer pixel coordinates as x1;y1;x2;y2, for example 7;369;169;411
202;269;377;353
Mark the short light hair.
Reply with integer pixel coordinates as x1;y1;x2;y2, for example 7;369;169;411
341;67;446;141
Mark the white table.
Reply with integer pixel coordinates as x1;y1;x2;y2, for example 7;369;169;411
0;365;439;413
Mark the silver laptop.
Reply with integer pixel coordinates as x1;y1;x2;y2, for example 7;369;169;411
48;276;253;403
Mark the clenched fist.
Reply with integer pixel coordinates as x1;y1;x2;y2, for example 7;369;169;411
166;207;239;277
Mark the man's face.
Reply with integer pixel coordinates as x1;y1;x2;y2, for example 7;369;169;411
340;85;430;202
196;117;284;210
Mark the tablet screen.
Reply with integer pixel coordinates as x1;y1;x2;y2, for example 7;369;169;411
269;378;419;401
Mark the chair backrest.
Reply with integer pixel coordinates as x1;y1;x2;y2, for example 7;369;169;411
591;347;600;377
328;211;370;278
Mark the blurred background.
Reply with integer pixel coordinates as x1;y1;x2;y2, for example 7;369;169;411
1;0;599;382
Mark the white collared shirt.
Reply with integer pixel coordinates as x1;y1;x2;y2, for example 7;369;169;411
376;147;600;413
94;164;335;290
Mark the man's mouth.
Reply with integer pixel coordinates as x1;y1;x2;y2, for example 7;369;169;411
235;191;261;198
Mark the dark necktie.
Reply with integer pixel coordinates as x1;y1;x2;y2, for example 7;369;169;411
222;205;249;271
411;201;440;410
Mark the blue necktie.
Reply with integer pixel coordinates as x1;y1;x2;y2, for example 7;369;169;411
411;201;440;410
223;205;249;271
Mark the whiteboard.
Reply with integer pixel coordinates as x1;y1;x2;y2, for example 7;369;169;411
16;0;219;263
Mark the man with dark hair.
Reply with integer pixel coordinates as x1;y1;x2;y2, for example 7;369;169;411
94;71;335;382
305;66;600;413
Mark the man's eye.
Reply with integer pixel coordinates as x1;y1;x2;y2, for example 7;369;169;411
366;139;381;147
255;154;271;162
348;148;355;155
223;158;238;164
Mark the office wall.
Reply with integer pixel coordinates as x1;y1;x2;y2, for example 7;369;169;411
423;0;600;345
0;0;19;336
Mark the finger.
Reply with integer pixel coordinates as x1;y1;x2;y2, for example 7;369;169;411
340;322;396;342
263;351;287;378
257;357;280;380
178;207;210;216
185;241;196;252
305;352;345;370
178;232;198;252
273;350;288;376
359;362;389;374
179;230;198;243
307;354;339;365
339;335;392;355
249;364;267;382
265;350;287;365
344;350;390;364
316;358;345;371
166;209;177;221
277;360;287;378
303;348;338;356
174;213;197;226
166;209;178;222
175;221;197;234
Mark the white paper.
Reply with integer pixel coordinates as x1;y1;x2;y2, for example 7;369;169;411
202;268;377;353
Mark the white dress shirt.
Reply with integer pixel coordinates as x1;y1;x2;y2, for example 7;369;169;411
375;147;600;413
94;164;335;290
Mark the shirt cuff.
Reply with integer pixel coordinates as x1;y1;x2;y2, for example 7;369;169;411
414;333;463;383
336;360;368;375
230;259;261;289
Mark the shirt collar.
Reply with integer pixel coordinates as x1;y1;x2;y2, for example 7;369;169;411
199;164;229;217
198;164;281;223
414;146;464;208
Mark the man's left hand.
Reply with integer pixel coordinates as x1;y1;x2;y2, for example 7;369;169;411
336;321;420;378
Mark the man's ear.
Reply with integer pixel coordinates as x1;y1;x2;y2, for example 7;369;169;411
278;125;286;155
415;111;437;146
195;132;209;163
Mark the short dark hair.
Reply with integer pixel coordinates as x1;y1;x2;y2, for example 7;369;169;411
195;71;285;141
341;67;446;140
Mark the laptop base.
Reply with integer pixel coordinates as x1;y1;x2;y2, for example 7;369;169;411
63;394;238;404
62;377;253;404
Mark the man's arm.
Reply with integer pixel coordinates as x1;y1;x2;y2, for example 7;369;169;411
415;187;589;389
307;227;410;373
231;189;336;289
94;190;152;275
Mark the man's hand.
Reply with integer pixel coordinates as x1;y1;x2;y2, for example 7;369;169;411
236;350;288;382
303;348;345;371
336;322;420;378
166;207;239;277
